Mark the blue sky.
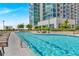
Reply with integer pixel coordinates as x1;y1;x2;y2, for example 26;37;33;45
0;3;29;29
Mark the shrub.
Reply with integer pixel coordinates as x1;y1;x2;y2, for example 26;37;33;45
76;24;79;30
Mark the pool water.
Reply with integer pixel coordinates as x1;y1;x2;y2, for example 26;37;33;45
16;32;79;56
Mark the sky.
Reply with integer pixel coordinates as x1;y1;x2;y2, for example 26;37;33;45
0;3;29;29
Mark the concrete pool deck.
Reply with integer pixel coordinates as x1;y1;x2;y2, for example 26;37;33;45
4;32;35;56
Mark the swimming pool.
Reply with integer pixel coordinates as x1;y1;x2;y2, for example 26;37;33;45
16;32;79;56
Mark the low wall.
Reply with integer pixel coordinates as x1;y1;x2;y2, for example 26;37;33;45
31;31;74;35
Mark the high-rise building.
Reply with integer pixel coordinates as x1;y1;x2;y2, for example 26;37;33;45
29;3;79;28
29;3;40;26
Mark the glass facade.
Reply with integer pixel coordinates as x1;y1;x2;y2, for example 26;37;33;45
29;3;79;26
43;3;57;20
29;3;40;26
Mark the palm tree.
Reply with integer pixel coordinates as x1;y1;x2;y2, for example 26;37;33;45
59;19;70;30
64;19;69;28
63;19;69;29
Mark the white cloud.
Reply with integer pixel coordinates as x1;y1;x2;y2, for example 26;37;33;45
0;8;11;14
0;7;23;15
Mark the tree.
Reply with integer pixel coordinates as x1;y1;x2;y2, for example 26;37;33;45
17;24;24;29
59;24;64;30
26;24;32;30
63;19;69;28
58;19;71;30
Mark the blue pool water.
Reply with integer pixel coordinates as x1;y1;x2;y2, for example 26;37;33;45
16;32;79;56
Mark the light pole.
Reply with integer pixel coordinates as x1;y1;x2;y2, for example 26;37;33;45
3;20;5;30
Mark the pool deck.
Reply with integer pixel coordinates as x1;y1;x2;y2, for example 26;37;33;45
31;31;75;35
4;32;35;56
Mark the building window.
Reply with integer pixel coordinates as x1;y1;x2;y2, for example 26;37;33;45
57;13;60;17
63;14;65;18
57;8;60;11
63;10;65;13
53;13;56;17
63;6;65;9
63;3;66;5
53;8;56;12
57;4;60;7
